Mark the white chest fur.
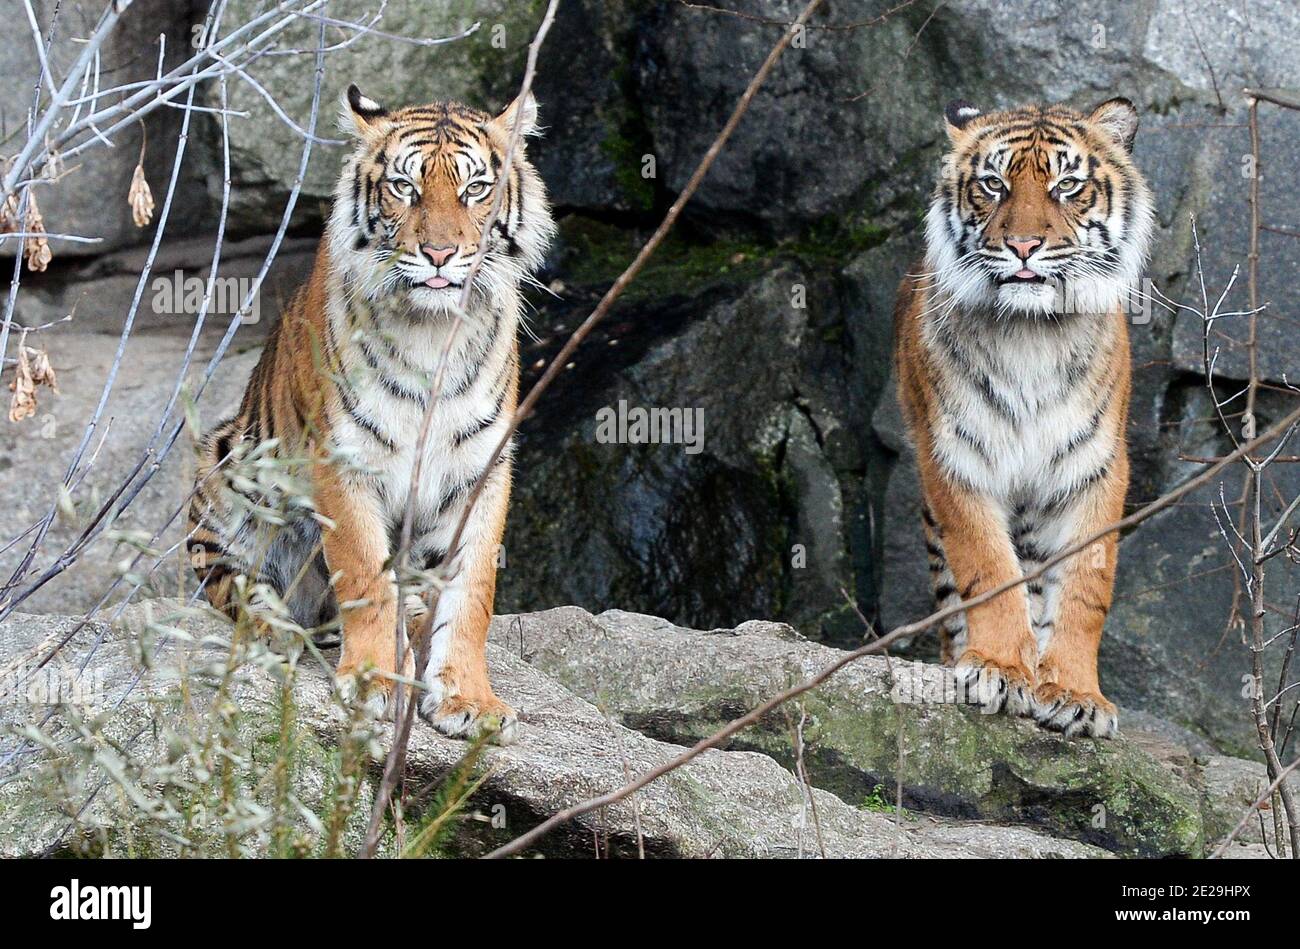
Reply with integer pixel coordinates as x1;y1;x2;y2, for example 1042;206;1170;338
327;290;517;527
923;311;1117;508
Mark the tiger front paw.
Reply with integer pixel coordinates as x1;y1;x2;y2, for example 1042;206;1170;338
1030;682;1118;738
419;691;519;745
336;667;392;721
953;651;1035;717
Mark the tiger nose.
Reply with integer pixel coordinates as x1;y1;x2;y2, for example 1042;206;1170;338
1006;236;1043;260
420;244;457;267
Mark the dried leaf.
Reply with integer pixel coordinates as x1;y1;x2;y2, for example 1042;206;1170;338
7;344;58;423
8;346;36;423
0;191;17;234
28;347;58;393
56;483;77;525
27;241;51;272
22;190;51;273
129;162;155;228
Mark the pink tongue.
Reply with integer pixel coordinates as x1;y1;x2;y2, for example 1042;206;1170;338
1015;268;1037;279
425;276;450;289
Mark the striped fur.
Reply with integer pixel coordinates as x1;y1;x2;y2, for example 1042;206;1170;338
188;85;555;743
894;99;1154;738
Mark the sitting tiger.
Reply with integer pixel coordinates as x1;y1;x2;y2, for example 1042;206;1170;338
893;98;1154;738
187;85;555;743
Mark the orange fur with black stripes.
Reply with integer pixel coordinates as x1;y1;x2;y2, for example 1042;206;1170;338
893;99;1154;738
188;85;555;743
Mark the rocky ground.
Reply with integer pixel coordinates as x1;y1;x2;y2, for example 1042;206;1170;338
0;601;1290;858
2;0;1299;846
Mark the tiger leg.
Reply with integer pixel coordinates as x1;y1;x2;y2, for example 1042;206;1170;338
918;460;1037;716
923;505;968;663
193;555;239;618
418;460;516;744
188;420;262;623
188;507;250;624
314;463;408;717
189;463;311;632
1029;470;1125;738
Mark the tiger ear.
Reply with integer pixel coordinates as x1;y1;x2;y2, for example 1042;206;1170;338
339;83;388;137
1089;97;1139;153
944;100;982;142
494;92;540;140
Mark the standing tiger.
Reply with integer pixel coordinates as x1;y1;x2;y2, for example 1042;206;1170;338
187;85;555;743
893;98;1154;738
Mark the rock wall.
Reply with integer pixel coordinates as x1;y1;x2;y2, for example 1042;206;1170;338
2;1;1299;757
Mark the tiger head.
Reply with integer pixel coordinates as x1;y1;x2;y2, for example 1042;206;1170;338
924;98;1154;318
329;84;555;313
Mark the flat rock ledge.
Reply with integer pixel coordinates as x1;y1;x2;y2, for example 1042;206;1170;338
488;607;1299;858
0;602;1287;858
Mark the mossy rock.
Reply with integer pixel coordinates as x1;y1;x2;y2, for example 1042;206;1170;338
492;606;1208;856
